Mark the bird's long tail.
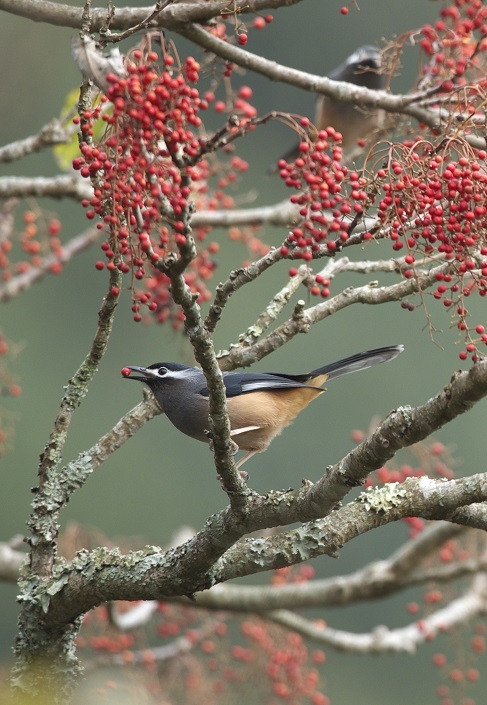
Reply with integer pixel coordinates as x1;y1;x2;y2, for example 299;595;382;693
310;344;404;381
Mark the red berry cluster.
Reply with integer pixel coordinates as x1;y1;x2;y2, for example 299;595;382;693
252;14;274;30
0;209;64;283
276;2;487;352
377;144;487;358
278;125;353;257
77;577;329;705
433;627;485;705
278;125;379;299
73;44;253;326
279;32;487;354
205;12;273;50
241;619;328;705
420;0;487;75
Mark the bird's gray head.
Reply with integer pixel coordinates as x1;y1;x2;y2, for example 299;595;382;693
122;362;208;432
123;361;193;386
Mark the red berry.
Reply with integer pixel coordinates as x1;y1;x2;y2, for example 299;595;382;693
238;85;252;100
449;668;463;683
433;653;447;667
48;219;62;236
49;262;63;275
121;368;132;377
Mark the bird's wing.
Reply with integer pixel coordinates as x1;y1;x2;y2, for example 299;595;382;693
197;372;313;398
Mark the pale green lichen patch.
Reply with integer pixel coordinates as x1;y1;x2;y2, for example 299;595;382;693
359;482;408;512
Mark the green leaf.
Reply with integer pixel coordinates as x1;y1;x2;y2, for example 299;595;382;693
53;88;110;171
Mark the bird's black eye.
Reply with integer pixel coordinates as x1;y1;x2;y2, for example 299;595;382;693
157;366;168;376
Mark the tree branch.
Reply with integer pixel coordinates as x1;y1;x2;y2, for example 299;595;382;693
27;266;122;578
192;199;301;229
267;574;487;653
44;473;487;628
175;23;485;149
0;541;26;583
42;359;487;623
211;476;487;583
219;262;449;370
0;226;100;303
174;523;467;611
0;175;91;200
0;0;304;29
0;119;75;163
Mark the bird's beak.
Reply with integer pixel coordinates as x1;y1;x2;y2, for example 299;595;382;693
123;366;160;381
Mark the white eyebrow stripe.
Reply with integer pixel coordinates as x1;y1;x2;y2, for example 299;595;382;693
166;368;195;379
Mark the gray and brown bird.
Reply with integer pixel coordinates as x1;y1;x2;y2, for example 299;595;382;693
122;344;403;468
274;45;385;168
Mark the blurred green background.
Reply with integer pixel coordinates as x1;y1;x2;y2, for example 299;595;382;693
1;1;485;703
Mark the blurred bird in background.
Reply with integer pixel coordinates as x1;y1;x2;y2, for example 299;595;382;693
272;45;385;168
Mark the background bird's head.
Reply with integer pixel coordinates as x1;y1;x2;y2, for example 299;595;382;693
330;45;384;90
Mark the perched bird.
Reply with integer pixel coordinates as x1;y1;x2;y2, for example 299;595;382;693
122;344;403;468
274;45;385;168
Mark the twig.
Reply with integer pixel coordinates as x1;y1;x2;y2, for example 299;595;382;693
101;1;172;44
0;119;76;163
205;247;286;334
0;226;100;303
218;261;450;370
152;181;250;508
108;615;227;665
234;265;311;349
